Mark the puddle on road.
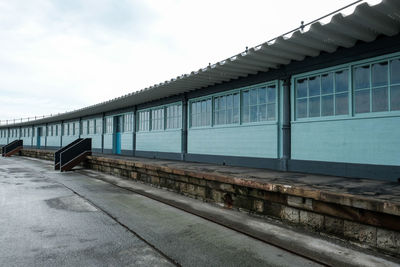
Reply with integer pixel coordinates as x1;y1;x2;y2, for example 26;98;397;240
45;196;98;212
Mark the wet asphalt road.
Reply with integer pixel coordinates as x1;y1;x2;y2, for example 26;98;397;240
0;156;320;267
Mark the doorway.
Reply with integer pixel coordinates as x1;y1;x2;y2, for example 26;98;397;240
114;116;123;154
36;127;42;148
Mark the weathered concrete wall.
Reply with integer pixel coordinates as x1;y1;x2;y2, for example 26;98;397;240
18;149;400;256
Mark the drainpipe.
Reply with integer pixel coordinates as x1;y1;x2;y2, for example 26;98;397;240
281;78;291;171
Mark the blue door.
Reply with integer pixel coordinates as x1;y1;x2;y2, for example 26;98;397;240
114;116;122;154
37;128;41;148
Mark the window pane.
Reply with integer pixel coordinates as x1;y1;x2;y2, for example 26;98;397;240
372;62;388;87
321;95;334;116
321;73;334;94
391;85;400;110
227;94;233;109
197;102;201;115
258;87;266;104
335;93;348;115
296;79;307;98
308;76;320;97
219;110;225;124
335;70;349;93
233;108;239;123
202;109;207;126
250;89;257;105
242;91;249;106
267;103;275;120
192;102;196;115
391;59;400;84
355;89;370;113
296;99;307;118
202;101;207;115
220;96;226;111
354;65;370;89
226;109;233;124
309;97;320;117
250;106;257;122
267;85;276;103
372;87;388;112
259;104;267;121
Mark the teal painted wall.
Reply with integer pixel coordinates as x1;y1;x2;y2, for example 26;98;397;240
136;130;181;153
46;136;61;147
62;136;79;146
81;133;102;149
291;116;400;166
121;132;133;151
188;124;278;158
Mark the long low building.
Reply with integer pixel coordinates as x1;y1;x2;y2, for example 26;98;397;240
1;0;400;181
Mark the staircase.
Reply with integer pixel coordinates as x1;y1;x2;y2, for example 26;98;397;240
55;138;92;172
2;140;23;157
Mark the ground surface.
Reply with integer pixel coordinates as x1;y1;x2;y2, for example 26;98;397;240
0;156;321;267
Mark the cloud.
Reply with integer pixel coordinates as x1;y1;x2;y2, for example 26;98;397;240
0;0;364;121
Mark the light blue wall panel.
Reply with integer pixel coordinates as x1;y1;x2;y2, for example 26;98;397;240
291;116;400;166
81;134;102;149
46;136;61;147
136;130;181;153
62;136;79;146
21;137;32;147
103;134;113;150
121;132;133;151
0;137;7;145
188;124;278;158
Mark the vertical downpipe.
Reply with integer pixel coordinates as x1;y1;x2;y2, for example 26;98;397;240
132;106;137;157
281;78;291;171
181;94;188;161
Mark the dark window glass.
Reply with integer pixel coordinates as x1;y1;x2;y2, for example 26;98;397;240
267;85;276;103
391;85;400;111
259;104;267;121
297;98;307;118
321;95;334;116
335;93;348;115
309;97;320;117
258;87;266;104
372;62;388;87
267;103;275;120
354;65;370;89
335;70;349;93
355;89;370;113
321;73;333;94
250;89;257;105
250;106;257;122
372;87;388;112
233;94;239;123
308;76;320;97
296;79;307;98
391;59;400;84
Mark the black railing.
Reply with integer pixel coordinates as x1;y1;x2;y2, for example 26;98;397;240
2;140;23;157
60;138;92;172
54;138;83;170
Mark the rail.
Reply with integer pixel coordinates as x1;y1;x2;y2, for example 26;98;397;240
54;138;83;170
60;138;91;172
2;140;23;157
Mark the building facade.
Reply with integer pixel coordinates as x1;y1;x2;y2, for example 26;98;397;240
1;0;400;181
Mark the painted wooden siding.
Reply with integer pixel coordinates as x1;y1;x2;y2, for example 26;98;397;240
188;124;279;158
20;136;32;147
62;135;79;146
0;137;8;145
103;134;113;150
136;130;181;153
121;132;133;151
81;134;102;149
291;116;400;166
46;136;61;147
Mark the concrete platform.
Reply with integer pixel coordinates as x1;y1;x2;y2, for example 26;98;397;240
18;149;400;256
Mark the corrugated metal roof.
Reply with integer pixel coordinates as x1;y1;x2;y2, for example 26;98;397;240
3;0;400;127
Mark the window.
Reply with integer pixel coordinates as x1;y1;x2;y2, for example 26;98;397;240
295;70;349;119
138;111;150;131
124;113;133;132
69;122;74;135
191;99;211;127
105;117;113;133
242;85;276;123
166;104;182;129
95;118;102;134
89;120;95;134
81;121;88;135
151;108;164;131
214;93;239;125
354;59;400;113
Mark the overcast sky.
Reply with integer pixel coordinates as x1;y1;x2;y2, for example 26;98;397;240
0;0;379;121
